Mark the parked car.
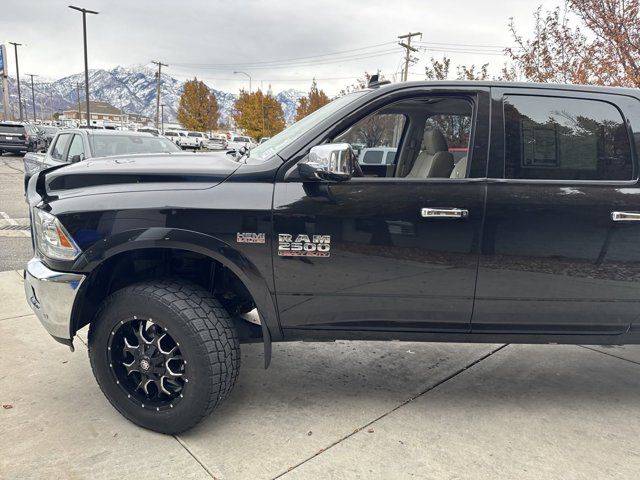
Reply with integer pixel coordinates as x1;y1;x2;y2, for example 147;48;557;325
205;133;227;150
176;131;199;151
137;127;160;135
186;131;206;149
163;130;182;145
24;80;640;435
0;122;47;155
22;129;181;191
227;133;254;151
357;147;398;177
37;125;61;149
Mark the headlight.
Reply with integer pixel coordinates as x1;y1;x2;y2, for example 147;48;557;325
33;209;81;260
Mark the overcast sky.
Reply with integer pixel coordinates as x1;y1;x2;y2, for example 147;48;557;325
1;0;562;95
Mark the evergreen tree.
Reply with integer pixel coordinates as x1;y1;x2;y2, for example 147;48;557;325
295;79;330;121
233;89;285;139
177;78;220;131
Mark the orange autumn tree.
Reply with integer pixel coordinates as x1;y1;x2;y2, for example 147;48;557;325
295;79;330;121
506;0;640;87
177;78;220;131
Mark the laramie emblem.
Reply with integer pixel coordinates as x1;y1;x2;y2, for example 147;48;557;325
278;234;331;257
236;232;266;244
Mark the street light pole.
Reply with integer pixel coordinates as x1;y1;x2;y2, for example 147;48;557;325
9;42;23;121
27;74;37;122
69;6;99;127
233;71;252;93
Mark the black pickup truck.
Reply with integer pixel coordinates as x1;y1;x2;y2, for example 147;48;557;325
24;80;640;434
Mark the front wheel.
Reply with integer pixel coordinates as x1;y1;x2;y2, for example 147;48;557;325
88;280;240;434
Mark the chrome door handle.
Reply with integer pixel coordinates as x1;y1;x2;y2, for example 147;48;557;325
421;208;469;219
611;211;640;222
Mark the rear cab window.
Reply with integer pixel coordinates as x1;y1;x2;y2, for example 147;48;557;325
503;94;634;181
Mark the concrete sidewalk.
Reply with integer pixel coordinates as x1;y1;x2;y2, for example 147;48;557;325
1;269;640;479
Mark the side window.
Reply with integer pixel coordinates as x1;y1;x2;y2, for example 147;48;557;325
51;134;71;161
66;134;85;162
333;96;473;179
504;95;633;181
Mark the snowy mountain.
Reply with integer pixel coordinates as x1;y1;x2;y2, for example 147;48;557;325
1;64;305;126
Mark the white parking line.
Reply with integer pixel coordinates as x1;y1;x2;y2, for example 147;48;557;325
0;212;31;237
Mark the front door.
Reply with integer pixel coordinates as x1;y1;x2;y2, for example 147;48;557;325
474;88;640;334
273;89;490;334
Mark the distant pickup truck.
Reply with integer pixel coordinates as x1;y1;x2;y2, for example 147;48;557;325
23;128;181;191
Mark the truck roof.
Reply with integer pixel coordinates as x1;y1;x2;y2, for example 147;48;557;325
371;80;640;98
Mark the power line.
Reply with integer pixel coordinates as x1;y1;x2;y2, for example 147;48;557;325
418;46;509;56
171;48;400;70
169;41;397;68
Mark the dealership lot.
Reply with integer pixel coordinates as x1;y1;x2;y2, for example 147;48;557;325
0;154;31;271
1;266;639;479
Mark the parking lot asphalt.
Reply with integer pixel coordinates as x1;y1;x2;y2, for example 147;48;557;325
0;154;32;271
1;269;640;479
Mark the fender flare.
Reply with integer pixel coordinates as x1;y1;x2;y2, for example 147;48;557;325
71;227;278;367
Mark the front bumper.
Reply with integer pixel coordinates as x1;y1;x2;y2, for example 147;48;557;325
24;258;86;341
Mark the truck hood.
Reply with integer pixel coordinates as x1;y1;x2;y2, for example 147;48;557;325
35;152;241;200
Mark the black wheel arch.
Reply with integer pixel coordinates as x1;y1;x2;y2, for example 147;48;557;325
70;234;278;366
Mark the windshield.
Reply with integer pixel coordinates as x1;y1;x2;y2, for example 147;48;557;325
90;134;181;157
234;136;250;142
248;91;368;162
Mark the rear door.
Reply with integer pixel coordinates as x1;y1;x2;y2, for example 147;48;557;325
474;88;640;334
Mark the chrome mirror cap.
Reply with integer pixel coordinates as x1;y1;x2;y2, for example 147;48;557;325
299;143;357;182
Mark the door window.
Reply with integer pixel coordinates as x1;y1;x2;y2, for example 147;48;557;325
333;96;473;179
66;134;85;162
51;134;71;160
504;95;633;181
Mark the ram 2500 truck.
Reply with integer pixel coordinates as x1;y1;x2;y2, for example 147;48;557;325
24;79;640;433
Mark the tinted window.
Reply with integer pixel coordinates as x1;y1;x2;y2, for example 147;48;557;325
361;150;384;164
51;134;72;160
504;95;633;181
66;135;85;162
234;136;250;142
0;124;25;135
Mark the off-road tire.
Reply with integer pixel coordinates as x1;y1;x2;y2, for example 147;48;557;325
88;280;240;434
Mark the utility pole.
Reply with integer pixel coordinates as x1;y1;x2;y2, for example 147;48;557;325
9;42;23;121
26;74;37;122
398;32;421;82
76;82;83;124
1;44;11;122
152;60;168;128
69;6;99;127
160;103;165;134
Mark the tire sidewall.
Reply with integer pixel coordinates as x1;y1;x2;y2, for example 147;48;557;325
89;289;220;433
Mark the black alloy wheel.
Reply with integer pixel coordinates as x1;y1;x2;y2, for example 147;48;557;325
108;318;186;411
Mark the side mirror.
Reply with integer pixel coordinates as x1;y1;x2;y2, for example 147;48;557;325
298;143;358;182
70;154;83;163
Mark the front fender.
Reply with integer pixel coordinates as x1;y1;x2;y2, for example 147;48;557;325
70;227;281;344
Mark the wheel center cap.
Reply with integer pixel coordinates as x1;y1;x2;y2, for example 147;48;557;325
140;358;151;371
